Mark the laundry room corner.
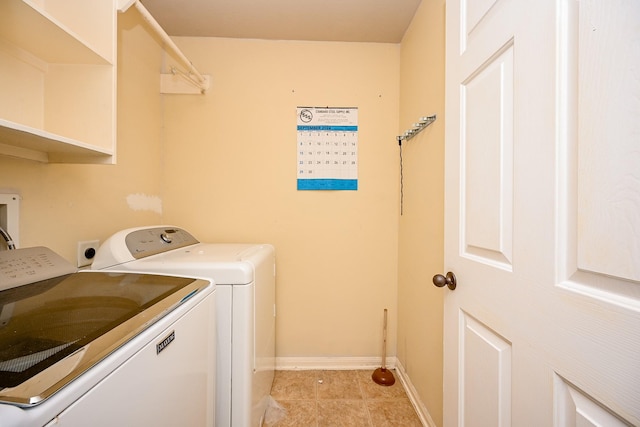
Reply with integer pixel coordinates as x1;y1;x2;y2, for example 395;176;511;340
397;0;446;426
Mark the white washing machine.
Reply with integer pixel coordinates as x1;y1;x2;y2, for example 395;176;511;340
0;246;216;427
92;226;276;427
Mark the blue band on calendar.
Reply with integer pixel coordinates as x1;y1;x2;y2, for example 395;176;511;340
297;126;358;132
297;179;358;191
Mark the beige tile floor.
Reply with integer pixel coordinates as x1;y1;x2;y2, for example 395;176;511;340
264;370;423;427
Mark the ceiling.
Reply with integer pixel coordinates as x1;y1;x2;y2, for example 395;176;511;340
139;0;422;43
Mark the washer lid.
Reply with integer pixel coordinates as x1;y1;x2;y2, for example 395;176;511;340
0;271;208;407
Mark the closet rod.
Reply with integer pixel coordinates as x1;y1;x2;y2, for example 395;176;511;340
121;1;209;92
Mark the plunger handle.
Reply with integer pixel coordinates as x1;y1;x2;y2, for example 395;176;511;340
381;308;387;369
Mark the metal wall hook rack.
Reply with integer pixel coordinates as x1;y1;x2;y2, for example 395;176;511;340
397;114;437;144
397;114;437;216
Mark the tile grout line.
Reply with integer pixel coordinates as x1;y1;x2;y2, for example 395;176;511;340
314;372;319;427
359;371;376;427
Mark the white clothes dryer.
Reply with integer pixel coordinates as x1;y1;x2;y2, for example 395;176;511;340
92;226;275;427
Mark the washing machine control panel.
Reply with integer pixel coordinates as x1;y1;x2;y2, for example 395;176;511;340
125;227;199;259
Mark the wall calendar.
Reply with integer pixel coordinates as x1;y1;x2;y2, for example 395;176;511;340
297;107;358;190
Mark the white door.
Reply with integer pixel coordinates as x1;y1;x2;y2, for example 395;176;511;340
443;0;640;426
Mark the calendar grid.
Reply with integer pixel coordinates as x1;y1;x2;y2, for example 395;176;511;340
297;107;358;191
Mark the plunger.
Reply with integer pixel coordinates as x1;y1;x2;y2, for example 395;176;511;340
372;308;395;386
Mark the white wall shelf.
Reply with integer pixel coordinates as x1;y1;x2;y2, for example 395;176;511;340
0;119;113;163
0;0;116;164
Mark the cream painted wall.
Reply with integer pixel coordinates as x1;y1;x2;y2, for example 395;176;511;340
0;10;165;261
398;0;446;426
159;38;402;359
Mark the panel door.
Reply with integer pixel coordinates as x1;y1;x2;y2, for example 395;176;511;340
443;0;640;425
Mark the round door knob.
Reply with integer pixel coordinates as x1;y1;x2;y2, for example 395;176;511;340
432;272;457;290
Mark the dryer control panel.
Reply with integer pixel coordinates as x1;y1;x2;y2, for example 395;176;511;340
92;226;200;269
125;227;199;259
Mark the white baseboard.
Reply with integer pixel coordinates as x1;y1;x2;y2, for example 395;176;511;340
275;356;396;370
274;356;436;427
394;359;437;427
